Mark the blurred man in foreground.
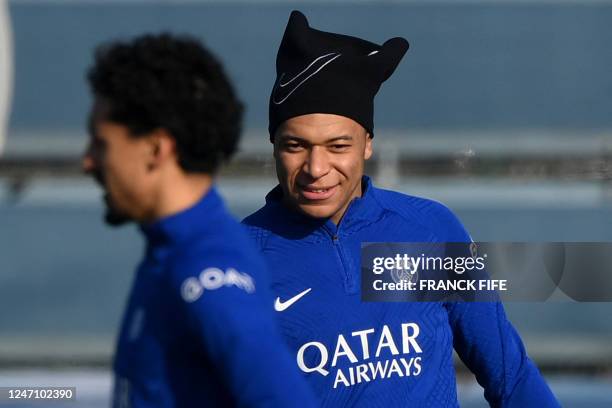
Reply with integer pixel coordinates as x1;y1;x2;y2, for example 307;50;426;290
82;33;315;407
243;11;560;406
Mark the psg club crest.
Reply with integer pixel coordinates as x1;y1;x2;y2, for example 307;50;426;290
390;257;419;285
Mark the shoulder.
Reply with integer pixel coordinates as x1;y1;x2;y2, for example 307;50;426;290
371;186;471;242
166;217;269;305
241;204;278;249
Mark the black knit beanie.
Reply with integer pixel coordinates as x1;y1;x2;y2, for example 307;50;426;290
269;10;409;140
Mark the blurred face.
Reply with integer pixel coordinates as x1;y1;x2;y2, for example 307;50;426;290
82;104;158;225
274;113;373;224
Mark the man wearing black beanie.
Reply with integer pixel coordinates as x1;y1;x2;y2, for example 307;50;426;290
244;11;559;407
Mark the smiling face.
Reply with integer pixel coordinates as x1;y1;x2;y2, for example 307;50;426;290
273;113;373;224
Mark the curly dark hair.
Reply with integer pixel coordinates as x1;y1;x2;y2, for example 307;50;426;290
87;33;243;174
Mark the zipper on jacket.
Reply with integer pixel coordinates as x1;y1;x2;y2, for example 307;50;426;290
329;233;356;293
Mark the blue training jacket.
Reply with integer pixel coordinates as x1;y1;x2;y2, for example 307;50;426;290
112;187;316;408
242;176;560;407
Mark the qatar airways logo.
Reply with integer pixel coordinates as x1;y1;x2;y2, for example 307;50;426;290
181;267;255;302
297;323;423;388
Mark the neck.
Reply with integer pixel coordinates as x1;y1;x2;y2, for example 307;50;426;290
149;171;214;221
330;180;363;225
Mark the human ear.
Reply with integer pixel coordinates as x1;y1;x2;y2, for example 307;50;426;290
364;133;373;160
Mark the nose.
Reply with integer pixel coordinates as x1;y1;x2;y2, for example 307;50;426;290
81;147;96;174
303;146;330;179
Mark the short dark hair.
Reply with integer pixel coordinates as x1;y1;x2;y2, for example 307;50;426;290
87;33;243;174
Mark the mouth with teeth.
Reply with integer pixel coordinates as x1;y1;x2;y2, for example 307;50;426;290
298;184;338;201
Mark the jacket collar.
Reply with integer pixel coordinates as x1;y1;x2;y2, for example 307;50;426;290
141;186;224;248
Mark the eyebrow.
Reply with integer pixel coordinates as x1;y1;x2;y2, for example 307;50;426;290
326;135;353;143
278;134;354;143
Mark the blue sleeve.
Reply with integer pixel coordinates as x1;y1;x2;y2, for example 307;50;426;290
429;201;560;407
445;302;559;407
167;247;317;408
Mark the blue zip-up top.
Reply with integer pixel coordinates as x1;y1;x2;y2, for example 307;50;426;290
243;176;559;407
112;187;316;407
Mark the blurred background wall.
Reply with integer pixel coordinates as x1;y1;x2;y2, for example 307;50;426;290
0;1;611;407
